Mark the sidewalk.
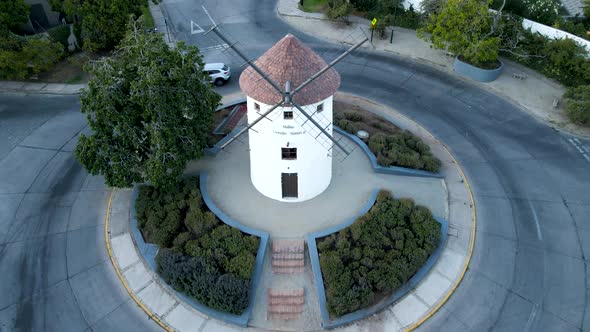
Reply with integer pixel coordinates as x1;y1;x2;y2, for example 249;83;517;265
106;92;474;332
277;0;590;138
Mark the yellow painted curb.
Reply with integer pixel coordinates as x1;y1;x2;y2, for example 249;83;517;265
404;145;477;331
335;92;476;331
104;190;174;332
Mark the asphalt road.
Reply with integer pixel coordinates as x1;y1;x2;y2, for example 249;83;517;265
0;0;589;331
0;94;161;331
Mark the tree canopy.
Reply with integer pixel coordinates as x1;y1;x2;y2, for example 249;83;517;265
0;0;29;32
76;20;221;190
420;0;501;67
49;0;146;51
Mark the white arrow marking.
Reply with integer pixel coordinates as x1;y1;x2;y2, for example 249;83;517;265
190;20;204;34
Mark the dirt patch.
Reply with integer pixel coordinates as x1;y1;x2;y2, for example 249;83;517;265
35;51;107;83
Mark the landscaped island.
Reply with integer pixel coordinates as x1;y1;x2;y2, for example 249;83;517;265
334;102;441;172
317;190;441;317
135;177;260;315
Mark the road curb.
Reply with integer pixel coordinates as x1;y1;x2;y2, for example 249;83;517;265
104;190;174;332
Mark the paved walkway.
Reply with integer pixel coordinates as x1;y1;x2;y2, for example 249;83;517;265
277;0;590;138
106;92;474;331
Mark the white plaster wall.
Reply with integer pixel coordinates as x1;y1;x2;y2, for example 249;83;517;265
522;18;590;54
247;96;334;202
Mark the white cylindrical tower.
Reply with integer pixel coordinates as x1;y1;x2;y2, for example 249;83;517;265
239;34;341;202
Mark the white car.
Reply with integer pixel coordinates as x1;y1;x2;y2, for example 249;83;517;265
203;63;231;86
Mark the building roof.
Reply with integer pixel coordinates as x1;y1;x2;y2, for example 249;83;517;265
239;34;341;106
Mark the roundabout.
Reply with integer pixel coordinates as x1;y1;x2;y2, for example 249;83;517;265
0;0;588;331
106;91;473;331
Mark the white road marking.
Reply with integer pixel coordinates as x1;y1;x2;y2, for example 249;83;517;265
523;303;540;332
202;6;217;25
200;43;229;52
528;201;543;241
567;138;590;164
190;20;204;34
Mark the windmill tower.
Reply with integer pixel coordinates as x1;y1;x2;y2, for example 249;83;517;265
208;26;366;203
239;35;340;202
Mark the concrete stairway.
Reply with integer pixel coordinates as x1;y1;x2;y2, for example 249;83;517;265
268;288;304;320
271;239;305;274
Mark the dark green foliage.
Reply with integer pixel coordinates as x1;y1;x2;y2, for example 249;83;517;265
0;0;29;31
47;25;71;50
563;85;590;126
317;190;441;317
367;132;441;172
502;30;590;87
76;20;221;190
335;109;440;172
136;176;260;315
0;33;64;80
156;249;250;315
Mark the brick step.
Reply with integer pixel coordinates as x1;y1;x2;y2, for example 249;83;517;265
268;288;304;297
269;312;301;320
268;305;304;314
272;240;304;253
268;296;305;305
272;252;304;260
272;266;305;274
272;259;304;267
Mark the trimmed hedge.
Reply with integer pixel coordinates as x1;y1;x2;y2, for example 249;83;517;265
317;190;441;317
136;177;260;315
335;109;441;172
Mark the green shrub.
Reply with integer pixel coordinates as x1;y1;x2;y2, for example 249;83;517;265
366;131;441;172
563;85;590;126
47;25;71;50
317;190;441;317
0;34;64;79
139;177;260;315
156;249;250;315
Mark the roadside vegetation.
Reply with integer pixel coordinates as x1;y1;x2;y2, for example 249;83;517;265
75;19;220;190
136;177;260;315
317;190;441;317
314;0;590;127
334;102;441;172
0;0;157;82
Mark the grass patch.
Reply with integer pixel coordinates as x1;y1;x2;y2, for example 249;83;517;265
299;0;328;13
141;5;155;29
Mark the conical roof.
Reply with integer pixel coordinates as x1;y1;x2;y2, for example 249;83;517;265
239;34;341;106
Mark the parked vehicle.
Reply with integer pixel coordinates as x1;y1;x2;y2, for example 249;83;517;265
203;63;231;86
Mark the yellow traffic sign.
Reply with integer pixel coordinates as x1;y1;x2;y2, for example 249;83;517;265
371;18;377;26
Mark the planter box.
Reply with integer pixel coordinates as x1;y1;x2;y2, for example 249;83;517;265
453;56;504;82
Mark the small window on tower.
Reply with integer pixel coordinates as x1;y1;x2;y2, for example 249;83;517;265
284;111;294;119
316;103;324;113
254;103;260;111
281;147;297;160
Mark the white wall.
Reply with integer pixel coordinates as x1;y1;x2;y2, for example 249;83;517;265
522;18;590;53
247;96;334;203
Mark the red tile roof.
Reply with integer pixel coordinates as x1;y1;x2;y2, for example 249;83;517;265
239;34;341;106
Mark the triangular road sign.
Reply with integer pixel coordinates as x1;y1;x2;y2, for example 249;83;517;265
191;20;204;34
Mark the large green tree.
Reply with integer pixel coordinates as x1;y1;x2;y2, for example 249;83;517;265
420;0;501;67
76;20;221;190
0;0;29;32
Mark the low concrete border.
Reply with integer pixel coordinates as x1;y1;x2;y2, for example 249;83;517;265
128;177;270;327
306;189;449;329
334;126;443;179
453;57;504;83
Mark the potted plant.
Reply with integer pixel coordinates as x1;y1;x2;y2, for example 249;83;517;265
419;0;504;82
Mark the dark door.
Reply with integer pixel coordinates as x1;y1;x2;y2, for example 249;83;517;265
281;173;298;198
